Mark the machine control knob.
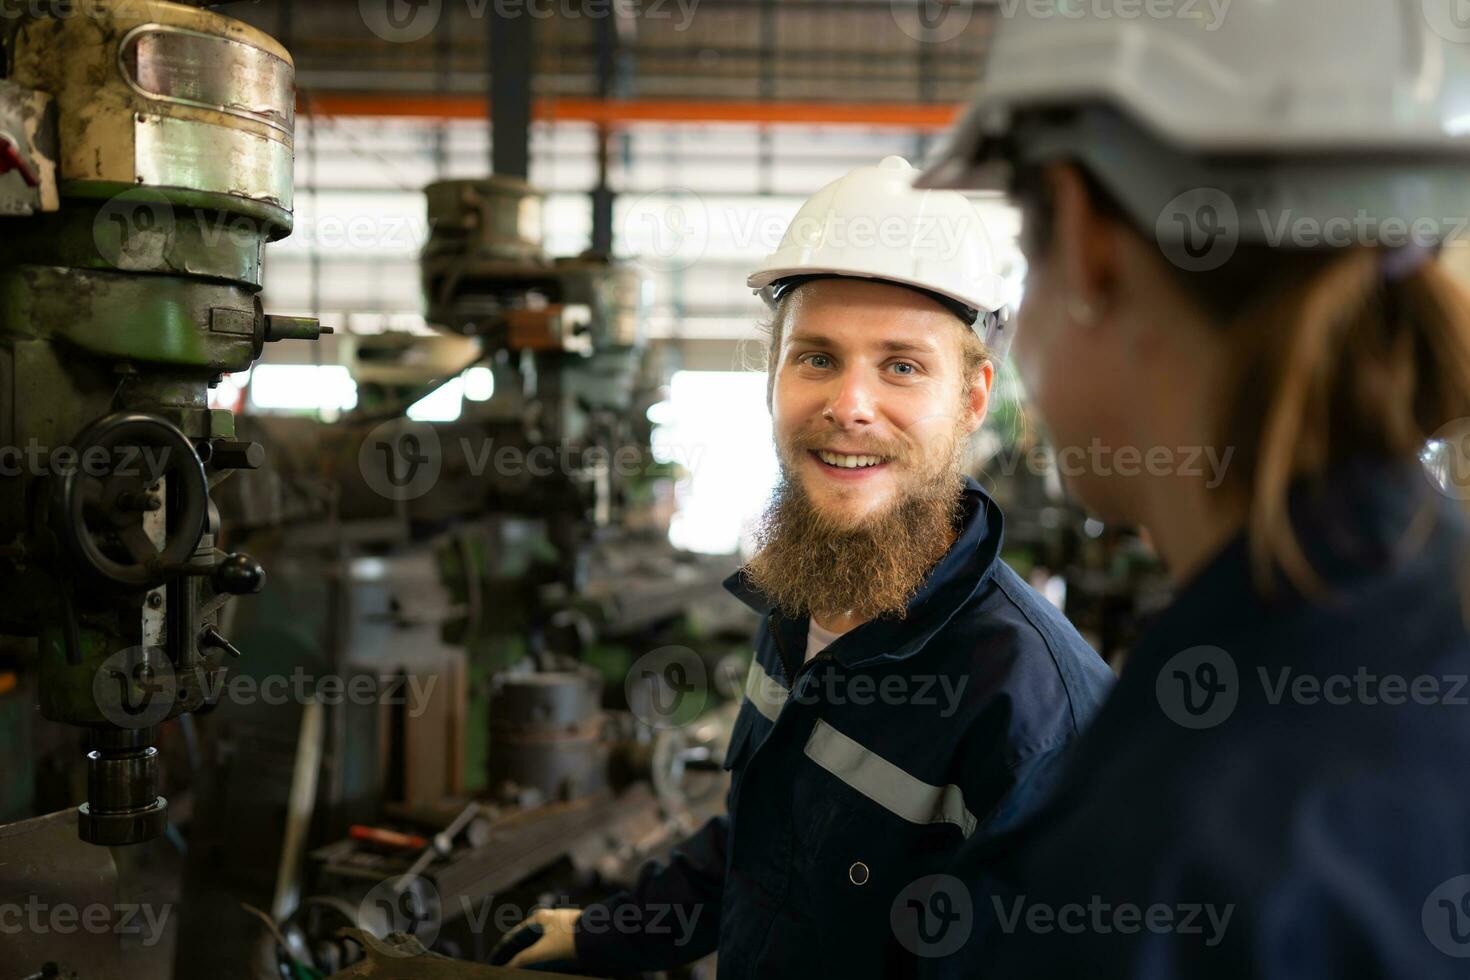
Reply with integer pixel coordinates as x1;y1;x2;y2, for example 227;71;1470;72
198;626;243;659
212;552;265;595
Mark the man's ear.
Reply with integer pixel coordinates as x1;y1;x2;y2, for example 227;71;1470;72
963;359;995;435
1046;162;1122;317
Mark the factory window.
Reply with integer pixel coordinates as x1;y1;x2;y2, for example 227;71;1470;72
654;370;780;556
247;365;360;418
407;377;467;423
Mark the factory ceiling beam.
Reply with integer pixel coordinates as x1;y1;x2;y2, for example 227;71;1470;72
300;95;960;129
590;2;636;255
490;3;534;176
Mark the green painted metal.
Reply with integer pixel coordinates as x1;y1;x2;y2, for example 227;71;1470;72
60;180;294;239
0;267;257;371
0;171;270;739
0;204;264;286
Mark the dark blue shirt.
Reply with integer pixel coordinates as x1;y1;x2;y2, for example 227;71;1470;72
932;457;1470;979
575;476;1114;978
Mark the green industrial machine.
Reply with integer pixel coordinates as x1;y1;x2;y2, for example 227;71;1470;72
0;1;325;846
164;175;751;975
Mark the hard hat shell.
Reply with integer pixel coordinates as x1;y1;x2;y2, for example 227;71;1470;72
919;1;1470;253
749;156;1011;346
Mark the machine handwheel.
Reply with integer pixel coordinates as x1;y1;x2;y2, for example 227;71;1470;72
52;412;209;588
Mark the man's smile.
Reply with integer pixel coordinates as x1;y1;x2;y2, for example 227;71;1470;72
808;448;894;479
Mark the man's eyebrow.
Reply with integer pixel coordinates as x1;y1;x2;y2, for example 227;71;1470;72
785;333;940;356
877;339;939;355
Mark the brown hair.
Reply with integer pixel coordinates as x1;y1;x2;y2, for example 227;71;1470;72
1015;166;1470;594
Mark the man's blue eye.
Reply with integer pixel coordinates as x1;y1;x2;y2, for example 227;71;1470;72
806;354;831;368
892;362;915;375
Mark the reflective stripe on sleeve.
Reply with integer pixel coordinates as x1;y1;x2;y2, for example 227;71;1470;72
803;718;978;839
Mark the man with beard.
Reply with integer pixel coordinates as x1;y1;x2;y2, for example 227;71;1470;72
500;157;1114;977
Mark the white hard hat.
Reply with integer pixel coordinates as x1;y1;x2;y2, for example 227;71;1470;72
748;156;1014;358
919;1;1470;251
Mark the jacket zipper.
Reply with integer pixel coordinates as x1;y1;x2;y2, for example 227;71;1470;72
768;616;835;694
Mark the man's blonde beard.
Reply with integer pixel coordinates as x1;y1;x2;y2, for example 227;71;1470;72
744;424;969;624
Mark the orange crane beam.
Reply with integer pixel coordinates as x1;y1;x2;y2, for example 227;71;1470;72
299;93;961;129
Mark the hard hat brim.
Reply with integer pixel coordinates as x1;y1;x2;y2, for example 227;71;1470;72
747;265;1005;320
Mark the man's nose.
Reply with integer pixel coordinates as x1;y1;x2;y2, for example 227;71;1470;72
824;368;876;427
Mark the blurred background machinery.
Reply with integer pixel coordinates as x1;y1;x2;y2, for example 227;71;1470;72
172;171;753;978
0;2;1178;978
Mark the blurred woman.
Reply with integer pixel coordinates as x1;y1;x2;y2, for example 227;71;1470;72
920;2;1470;977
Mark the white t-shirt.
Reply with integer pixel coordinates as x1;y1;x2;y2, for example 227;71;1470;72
805;617;850;662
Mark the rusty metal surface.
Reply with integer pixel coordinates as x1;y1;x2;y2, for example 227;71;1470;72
0;79;58;215
312;786;662;919
0;810;134;980
327;930;585;980
10;2;295;208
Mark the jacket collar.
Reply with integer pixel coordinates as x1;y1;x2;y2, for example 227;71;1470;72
722;475;1005;670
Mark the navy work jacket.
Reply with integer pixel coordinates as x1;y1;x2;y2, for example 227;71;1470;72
931;457;1470;979
575;476;1114;977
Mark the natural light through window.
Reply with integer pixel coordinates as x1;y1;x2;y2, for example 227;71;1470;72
407;377;465;423
654;370;780;556
248;365;358;416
